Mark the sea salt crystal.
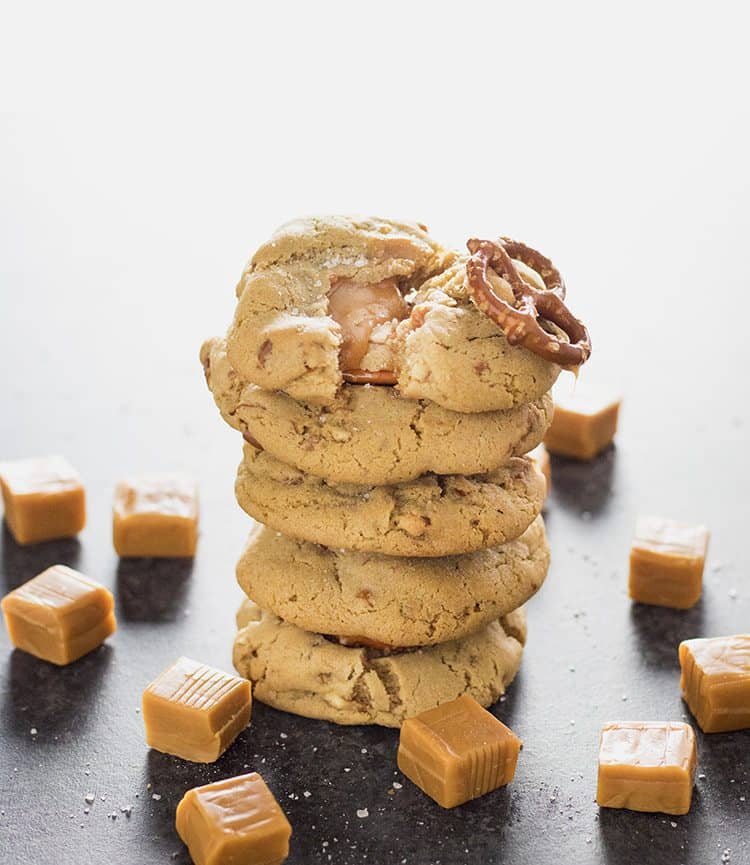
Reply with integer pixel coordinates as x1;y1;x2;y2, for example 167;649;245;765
356;808;369;819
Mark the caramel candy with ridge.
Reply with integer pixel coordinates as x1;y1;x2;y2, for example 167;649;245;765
176;772;291;865
544;392;620;460
1;565;115;665
528;443;551;498
596;721;697;815
629;516;709;609
397;695;522;808
113;474;198;557
0;455;86;545
679;635;750;733
143;656;251;762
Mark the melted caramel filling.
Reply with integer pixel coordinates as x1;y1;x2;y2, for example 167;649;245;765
328;278;407;373
335;634;394;651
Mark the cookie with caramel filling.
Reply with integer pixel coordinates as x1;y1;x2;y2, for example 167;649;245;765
233;599;526;727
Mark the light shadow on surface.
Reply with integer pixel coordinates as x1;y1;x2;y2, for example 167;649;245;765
2;643;112;739
116;557;193;622
629;601;705;672
549;446;617;517
1;522;81;591
598;792;704;865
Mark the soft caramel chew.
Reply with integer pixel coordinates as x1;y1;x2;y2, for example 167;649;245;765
0;455;86;545
528;443;551;497
176;772;291;865
679;635;750;733
397;695;521;808
1;565;115;665
629;516;709;609
113;474;198;557
143;656;251;762
544;392;620;460
596;722;697;815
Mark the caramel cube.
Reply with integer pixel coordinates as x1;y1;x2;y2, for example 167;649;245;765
176;772;291;865
0;455;86;545
544;392;620;460
679;635;750;733
528;443;551;497
1;565;115;665
596;722;697;815
143;656;251;762
397;695;522;809
113;474;198;557
629;516;709;609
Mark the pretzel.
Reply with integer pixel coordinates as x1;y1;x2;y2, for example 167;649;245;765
465;237;591;367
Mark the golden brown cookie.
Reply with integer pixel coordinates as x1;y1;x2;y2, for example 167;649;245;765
201;337;553;485
223;217;563;413
236;516;548;646
393;257;561;412
233;599;526;727
227;216;449;405
235;443;546;557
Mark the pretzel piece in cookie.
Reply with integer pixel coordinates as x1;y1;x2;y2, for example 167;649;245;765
465;238;591;367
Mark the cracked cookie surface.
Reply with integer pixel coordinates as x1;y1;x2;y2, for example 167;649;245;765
393;256;561;412
235;442;546;557
202;337;553;485
233;599;526;727
222;216;562;413
227;216;449;405
236;516;548;646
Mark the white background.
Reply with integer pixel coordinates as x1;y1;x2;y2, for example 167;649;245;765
1;2;749;499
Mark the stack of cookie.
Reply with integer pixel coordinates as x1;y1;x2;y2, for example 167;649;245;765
201;217;590;727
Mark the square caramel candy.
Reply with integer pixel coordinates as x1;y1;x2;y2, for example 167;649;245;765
176;772;291;865
143;656;251;762
397;695;522;809
596;721;697;815
544;392;621;460
1;565;116;665
113;474;198;557
679;635;750;733
0;455;86;545
629;516;709;609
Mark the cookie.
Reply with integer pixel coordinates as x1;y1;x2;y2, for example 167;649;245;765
224;216;563;413
393;257;561;412
201;337;553;485
235;443;546;557
233;600;526;727
227;216;449;406
236;516;548;646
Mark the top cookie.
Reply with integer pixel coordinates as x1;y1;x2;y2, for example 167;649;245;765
225;216;563;413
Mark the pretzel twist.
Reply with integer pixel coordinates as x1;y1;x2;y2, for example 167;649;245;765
465;238;591;367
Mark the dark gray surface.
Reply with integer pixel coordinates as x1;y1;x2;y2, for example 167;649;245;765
1;440;748;865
